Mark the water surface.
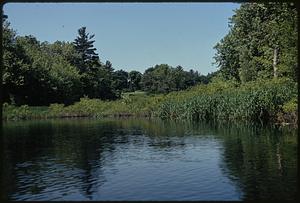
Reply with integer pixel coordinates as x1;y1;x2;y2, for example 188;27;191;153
1;118;297;200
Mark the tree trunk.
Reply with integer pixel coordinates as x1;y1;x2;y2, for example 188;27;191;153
273;47;279;78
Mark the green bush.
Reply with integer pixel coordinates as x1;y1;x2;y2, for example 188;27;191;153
49;103;65;117
282;98;298;113
3;103;30;120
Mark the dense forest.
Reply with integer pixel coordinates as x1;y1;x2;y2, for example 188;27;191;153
2;18;210;106
2;2;298;124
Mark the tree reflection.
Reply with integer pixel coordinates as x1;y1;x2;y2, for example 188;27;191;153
2;120;122;200
215;123;297;200
1;118;297;200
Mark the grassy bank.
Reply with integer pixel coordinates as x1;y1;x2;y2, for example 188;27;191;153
3;78;297;125
157;78;297;124
2;91;165;120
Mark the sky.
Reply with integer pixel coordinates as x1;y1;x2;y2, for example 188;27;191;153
3;3;240;75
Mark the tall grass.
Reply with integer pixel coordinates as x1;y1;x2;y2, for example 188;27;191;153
2;93;165;120
2;78;297;124
156;78;297;123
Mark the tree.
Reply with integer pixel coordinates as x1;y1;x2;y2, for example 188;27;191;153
2;17;32;105
112;70;129;92
214;2;297;83
73;27;100;74
141;64;203;94
104;60;113;72
81;66;116;100
128;71;142;91
141;64;172;93
14;36;83;105
72;27;117;99
213;31;240;82
3;15;84;106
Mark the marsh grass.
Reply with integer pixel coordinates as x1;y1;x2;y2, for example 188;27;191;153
3;78;297;124
157;78;297;123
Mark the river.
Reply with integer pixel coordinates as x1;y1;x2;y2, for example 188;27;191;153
1;118;297;200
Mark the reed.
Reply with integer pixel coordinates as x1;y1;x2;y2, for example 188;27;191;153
3;78;297;125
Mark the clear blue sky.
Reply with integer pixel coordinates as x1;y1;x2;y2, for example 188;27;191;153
4;3;240;75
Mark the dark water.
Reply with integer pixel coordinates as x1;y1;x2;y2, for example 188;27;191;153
1;118;297;201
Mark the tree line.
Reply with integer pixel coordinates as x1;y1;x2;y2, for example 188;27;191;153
2;17;209;106
2;2;297;107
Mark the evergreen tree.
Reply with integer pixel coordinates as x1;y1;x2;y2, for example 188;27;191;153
105;60;113;71
73;27;99;74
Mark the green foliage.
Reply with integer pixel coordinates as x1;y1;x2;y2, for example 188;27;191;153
49;104;65;117
2;18;119;105
156;78;297;122
73;26;100;73
128;71;142;91
3;103;30;120
4;78;296;125
72;27;118;100
282;98;298;113
2;21;32;104
49;57;82;104
214;2;297;83
15;36;83;105
112;69;129;93
140;64;206;94
213;31;240;82
2;6;297;126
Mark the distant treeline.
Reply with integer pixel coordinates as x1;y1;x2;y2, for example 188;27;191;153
2;19;212;106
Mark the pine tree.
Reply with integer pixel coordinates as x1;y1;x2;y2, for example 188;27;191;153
73;27;99;74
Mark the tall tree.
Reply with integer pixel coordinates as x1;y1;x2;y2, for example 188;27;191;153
72;27;117;99
2;16;32;105
214;2;297;83
73;27;99;74
213;31;240;82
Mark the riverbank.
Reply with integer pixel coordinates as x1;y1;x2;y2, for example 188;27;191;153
2;78;297;127
2;92;163;120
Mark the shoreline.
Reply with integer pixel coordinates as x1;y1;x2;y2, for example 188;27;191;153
2;79;297;128
2;111;297;129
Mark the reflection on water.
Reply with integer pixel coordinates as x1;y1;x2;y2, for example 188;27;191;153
1;118;297;200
